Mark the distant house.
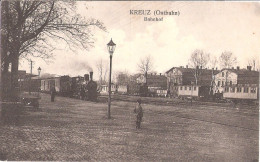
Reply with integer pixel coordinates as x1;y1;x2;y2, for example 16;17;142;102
165;66;219;96
117;85;128;94
136;73;167;90
100;83;117;94
214;66;259;93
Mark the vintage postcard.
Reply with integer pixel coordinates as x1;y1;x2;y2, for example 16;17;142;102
0;1;259;161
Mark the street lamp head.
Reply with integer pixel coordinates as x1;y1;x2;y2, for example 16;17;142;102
38;67;41;76
107;38;116;56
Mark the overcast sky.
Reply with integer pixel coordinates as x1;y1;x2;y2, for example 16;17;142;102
19;1;260;80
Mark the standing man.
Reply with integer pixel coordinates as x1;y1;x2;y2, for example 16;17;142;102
134;99;143;129
51;87;56;102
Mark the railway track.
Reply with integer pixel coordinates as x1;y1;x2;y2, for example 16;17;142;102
98;95;259;131
98;95;258;113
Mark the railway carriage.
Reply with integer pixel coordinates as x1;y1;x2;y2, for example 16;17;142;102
223;85;259;102
41;76;71;96
156;89;168;97
177;85;211;100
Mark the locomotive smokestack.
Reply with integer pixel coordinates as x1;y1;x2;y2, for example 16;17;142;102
84;74;89;81
90;71;93;81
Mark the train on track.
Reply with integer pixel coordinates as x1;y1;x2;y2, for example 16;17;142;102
40;72;98;101
126;83;259;104
20;71;258;104
175;84;259;103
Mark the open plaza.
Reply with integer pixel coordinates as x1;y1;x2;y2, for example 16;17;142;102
0;94;258;161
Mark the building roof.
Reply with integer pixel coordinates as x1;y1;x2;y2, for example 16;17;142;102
147;74;167;79
221;68;259;77
166;66;220;75
17;70;38;79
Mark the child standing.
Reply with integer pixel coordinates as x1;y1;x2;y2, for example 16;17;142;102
134;99;143;129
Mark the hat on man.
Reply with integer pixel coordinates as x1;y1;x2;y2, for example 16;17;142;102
137;98;141;104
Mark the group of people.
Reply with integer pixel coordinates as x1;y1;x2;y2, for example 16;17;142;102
50;86;144;129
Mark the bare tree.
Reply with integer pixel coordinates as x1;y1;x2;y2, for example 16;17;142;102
115;70;130;85
137;55;154;74
209;55;218;69
248;56;259;71
188;49;210;85
219;51;237;69
1;1;106;99
188;49;210;68
96;59;108;85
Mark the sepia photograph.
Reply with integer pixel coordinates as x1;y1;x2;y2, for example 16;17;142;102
0;1;259;161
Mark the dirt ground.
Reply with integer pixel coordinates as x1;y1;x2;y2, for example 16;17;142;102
0;93;258;161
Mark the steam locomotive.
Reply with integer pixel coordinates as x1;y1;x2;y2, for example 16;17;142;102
40;72;98;101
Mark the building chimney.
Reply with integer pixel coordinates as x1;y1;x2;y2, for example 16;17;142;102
237;66;240;70
186;65;188;68
247;66;252;71
84;74;89;81
90;71;93;80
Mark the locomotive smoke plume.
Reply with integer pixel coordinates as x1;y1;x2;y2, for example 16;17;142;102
73;61;93;73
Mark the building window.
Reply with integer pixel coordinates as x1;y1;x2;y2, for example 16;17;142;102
222;72;224;77
244;87;249;93
251;88;256;93
226;72;228;77
222;81;224;86
180;86;182;90
230;81;232;85
218;81;220;86
237;87;241;93
225;87;229;92
230;87;235;93
189;87;191;90
185;87;187;90
194;87;196;91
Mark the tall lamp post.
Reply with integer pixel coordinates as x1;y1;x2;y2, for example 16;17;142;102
107;39;116;119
